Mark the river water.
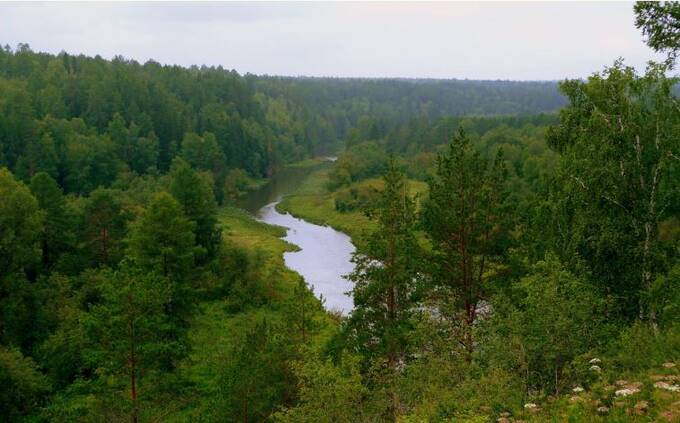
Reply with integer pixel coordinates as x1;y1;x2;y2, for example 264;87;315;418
234;162;355;314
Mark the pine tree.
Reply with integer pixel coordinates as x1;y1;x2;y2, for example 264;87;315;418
82;188;129;267
346;158;420;419
169;158;220;261
83;264;184;423
421;127;510;360
29;172;74;271
127;192;196;281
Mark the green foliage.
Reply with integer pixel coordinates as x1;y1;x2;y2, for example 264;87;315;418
127;192;196;280
327;141;387;190
169;158;220;261
2;13;680;420
81;188;130;267
485;256;611;393
107;114;160;175
283;279;326;344
223;168;252;199
646;261;680;328
180;132;225;174
421;127;511;358
334;184;379;213
16;132;59;181
82;264;187;421
348;160;420;359
211;318;295;422
0;167;43;276
62;132;122;194
611;322;680;373
635;1;680;66
30;172;75;272
0;168;45;350
273;353;367;423
546;62;680;321
0;346;50;421
36;273;88;389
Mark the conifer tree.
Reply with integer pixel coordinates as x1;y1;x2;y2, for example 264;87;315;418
83;264;184;423
82;188;129;267
127;192;196;281
169;158;220;261
29;172;73;271
421;128;510;360
346;158;420;419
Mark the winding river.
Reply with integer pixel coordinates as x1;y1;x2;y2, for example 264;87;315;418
235;161;355;314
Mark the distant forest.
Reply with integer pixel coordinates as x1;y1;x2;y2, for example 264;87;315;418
0;44;565;194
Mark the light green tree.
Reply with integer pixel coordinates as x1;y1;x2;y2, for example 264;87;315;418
546;62;680;322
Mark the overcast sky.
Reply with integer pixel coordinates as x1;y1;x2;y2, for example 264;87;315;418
0;1;665;80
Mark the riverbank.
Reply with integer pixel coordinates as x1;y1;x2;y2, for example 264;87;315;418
276;167;428;251
276;168;375;249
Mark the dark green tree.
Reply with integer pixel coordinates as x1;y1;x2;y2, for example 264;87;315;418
0;167;43;277
0;168;44;349
83;264;184;423
421;128;511;360
169;158;220;261
0;346;50;421
29;172;74;271
16;132;59;181
346;158;420;419
485;256;609;394
214;318;294;423
82;188;130;267
126;192;196;280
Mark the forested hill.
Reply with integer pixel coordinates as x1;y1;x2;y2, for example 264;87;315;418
253;76;566;125
0;44;564;195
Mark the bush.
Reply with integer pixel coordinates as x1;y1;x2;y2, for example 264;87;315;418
327;142;387;190
611;322;680;373
334;185;379;213
646;262;680;329
485;255;612;393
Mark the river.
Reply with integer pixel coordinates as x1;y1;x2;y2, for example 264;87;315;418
234;161;355;314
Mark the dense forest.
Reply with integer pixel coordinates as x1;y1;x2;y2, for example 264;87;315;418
1;2;679;422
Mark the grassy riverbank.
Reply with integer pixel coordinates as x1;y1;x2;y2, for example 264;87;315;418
277;167;427;250
277;168;374;247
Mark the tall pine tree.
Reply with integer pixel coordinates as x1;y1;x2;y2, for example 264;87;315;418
421;127;510;360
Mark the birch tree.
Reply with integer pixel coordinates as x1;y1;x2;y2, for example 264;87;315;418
547;62;680;322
